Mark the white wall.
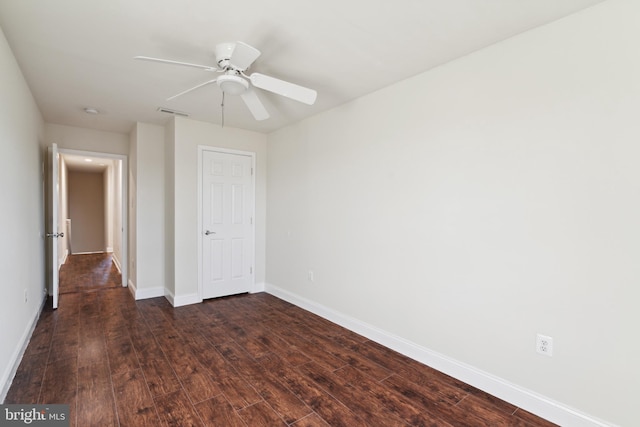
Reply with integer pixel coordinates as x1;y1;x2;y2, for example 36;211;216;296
104;163;114;252
168;117;267;305
128;122;165;298
128;127;138;289
0;26;45;400
112;159;123;269
164;119;176;299
102;159;123;268
266;1;639;426
45;123;128;155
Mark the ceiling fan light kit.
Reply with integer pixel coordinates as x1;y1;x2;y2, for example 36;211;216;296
217;74;249;95
135;41;317;122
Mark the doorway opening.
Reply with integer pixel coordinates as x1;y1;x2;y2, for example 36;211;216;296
52;149;128;299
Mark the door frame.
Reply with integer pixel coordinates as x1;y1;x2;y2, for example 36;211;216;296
58;148;129;288
48;144;60;308
197;145;256;301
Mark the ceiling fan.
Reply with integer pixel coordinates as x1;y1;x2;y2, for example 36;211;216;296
135;41;317;121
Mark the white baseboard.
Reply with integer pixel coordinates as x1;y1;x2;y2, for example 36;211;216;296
127;279;165;301
265;283;615;427
0;291;47;403
111;254;122;274
165;290;201;308
136;287;165;300
251;282;266;293
106;246;113;253
127;279;136;299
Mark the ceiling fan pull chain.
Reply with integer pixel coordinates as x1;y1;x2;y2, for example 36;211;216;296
221;91;225;128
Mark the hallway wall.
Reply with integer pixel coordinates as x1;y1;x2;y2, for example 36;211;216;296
128;122;165;299
0;25;45;401
68;170;106;253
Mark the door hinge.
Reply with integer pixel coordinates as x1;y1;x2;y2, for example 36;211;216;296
250;267;253;274
251;167;254;176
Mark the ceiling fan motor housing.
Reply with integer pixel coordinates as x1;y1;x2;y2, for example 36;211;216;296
215;42;236;69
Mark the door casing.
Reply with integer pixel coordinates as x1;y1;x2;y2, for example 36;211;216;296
47;143;60;308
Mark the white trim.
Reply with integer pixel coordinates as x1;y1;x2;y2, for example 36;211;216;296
165;290;201;308
112;253;122;274
197;146;203;301
49;254;66;297
126;278;164;301
106;246;113;253
127;279;136;299
58;148;128;289
265;283;617;427
0;292;47;402
197;146;256;302
136;287;165;300
251;282;265;293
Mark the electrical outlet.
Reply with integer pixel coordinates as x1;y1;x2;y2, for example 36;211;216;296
536;334;553;356
308;270;314;283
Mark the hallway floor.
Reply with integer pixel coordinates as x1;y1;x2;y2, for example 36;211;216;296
59;253;121;294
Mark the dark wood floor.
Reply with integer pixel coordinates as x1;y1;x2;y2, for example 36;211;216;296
6;260;557;426
59;253;121;294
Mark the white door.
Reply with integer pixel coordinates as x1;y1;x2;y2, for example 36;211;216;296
47;144;62;309
201;150;254;299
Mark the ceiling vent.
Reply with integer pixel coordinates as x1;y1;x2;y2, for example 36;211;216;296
157;107;189;117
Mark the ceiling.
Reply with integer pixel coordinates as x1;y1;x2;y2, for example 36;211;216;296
0;0;603;135
63;154;111;173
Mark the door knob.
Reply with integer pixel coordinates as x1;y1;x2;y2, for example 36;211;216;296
204;230;216;235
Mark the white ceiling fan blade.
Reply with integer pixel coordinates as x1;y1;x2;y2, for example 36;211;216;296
134;56;217;71
230;42;261;71
248;73;317;105
240;88;269;121
167;79;218;101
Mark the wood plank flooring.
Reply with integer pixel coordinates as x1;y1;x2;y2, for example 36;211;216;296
6;261;558;426
59;253;121;294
